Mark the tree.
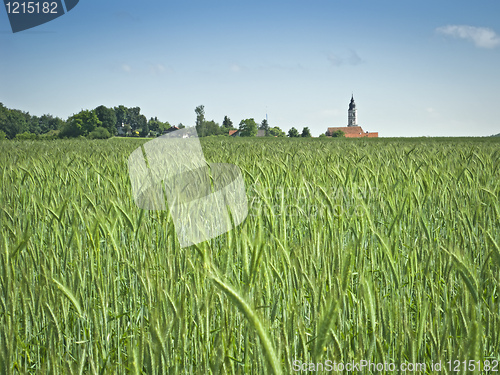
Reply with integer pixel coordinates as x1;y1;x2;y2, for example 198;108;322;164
288;127;300;138
95;105;117;135
23;111;33;133
222;116;235;131
259;119;270;136
148;117;162;132
193;105;222;136
79;110;101;134
29;115;42;135
195;105;206;136
0;130;6;140
124;124;132;136
15;131;37;140
39;129;60;140
127;107;142;130
114;105;128;127
140;121;150;137
238;118;258;137
62;109;101;137
0;107;29;139
301;127;311;137
269;126;285;137
137;114;147;131
205;120;223;136
38;114;64;134
88;127;111;139
319;133;327;138
160;121;171;133
60;117;84;137
178;123;185;129
330;130;345;138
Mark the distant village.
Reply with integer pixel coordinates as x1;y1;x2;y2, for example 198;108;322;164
0;95;378;140
116;95;378;139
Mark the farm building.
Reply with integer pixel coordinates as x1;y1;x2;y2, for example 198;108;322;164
326;95;378;138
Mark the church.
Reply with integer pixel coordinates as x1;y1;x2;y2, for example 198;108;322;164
326;95;378;138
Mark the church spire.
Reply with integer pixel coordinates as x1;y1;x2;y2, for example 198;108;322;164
349;94;356;110
348;94;357;126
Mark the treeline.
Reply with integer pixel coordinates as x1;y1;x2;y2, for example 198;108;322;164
0;102;315;140
0;102;65;140
194;105;312;138
0;102;180;140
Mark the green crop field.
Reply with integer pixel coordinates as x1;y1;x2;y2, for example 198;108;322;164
1;137;500;374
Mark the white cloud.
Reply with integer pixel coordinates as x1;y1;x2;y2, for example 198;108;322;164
230;64;242;72
425;107;439;118
348;50;363;65
327;54;343;66
121;64;132;73
149;63;166;75
436;25;500;49
328;50;364;66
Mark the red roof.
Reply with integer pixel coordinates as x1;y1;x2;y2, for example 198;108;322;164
327;126;378;138
229;130;238;136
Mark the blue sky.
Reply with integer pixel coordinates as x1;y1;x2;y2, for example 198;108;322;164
1;0;499;137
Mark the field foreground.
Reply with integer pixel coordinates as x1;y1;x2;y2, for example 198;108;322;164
1;137;500;374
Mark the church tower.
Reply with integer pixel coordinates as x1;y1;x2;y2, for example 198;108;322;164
348;94;357;127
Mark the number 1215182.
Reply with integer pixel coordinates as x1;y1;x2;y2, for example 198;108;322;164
5;2;59;14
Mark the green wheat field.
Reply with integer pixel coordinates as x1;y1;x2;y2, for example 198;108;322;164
1;137;500;374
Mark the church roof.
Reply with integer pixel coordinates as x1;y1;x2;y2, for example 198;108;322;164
328;126;364;136
327;126;378;138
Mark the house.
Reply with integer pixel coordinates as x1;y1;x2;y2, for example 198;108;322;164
117;123;131;136
117;126;126;136
256;129;266;137
326;95;378;138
